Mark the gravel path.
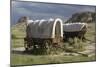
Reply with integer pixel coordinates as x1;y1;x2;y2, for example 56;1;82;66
12;47;25;52
79;42;96;57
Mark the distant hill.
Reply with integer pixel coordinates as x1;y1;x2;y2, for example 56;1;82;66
65;12;96;23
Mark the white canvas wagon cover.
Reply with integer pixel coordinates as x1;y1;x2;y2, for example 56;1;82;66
26;18;63;39
63;23;87;32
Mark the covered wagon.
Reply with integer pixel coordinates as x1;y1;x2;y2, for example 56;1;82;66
63;22;87;41
24;18;63;53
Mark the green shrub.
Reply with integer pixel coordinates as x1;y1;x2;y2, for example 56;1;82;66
67;38;74;45
11;34;17;39
73;37;85;51
63;37;85;52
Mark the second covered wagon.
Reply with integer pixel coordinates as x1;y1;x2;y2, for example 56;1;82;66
63;22;87;41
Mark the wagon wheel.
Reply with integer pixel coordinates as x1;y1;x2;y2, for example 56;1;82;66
24;38;34;51
24;41;31;51
43;40;52;54
24;38;28;51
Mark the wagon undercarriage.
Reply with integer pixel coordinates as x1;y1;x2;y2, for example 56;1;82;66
24;37;63;54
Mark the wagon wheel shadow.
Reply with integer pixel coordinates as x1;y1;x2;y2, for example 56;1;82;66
11;47;47;55
11;48;37;55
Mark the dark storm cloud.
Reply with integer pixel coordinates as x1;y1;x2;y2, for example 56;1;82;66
11;1;95;25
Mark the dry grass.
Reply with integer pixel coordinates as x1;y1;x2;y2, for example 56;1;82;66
11;22;96;66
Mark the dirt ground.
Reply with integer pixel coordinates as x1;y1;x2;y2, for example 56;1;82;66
11;41;96;57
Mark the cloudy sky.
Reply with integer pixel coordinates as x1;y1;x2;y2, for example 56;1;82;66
11;1;95;25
